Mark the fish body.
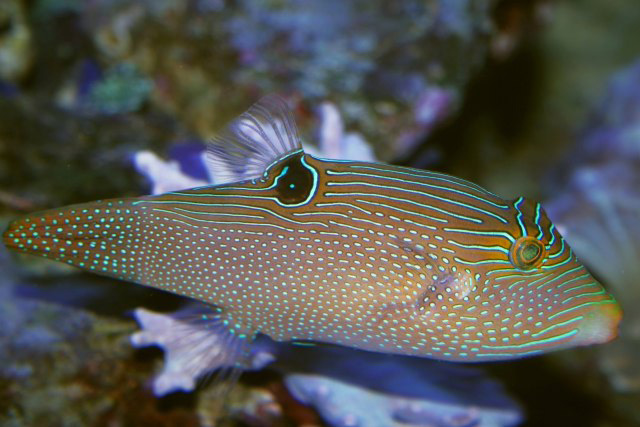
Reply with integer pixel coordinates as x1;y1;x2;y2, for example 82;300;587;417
3;96;621;363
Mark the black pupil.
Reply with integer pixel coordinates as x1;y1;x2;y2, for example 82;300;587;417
275;154;313;205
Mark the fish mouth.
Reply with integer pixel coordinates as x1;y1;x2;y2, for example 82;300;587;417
569;301;623;346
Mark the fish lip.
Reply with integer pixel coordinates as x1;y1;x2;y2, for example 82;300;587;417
570;300;623;346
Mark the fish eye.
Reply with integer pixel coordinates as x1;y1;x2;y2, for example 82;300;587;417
510;236;545;270
271;153;314;205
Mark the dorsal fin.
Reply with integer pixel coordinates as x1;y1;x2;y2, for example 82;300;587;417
206;95;302;184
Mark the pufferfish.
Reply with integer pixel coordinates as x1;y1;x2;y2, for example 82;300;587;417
3;96;622;376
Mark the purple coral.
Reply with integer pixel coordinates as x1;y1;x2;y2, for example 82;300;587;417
285;372;521;427
134;150;211;195
306;101;376;162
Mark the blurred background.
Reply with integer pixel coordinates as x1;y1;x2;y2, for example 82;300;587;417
1;0;639;426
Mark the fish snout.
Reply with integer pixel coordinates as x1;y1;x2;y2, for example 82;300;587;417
570;302;622;346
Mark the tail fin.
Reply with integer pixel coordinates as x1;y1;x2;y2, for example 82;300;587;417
3;198;144;282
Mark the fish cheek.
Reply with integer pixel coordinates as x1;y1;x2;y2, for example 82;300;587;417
414;269;474;315
373;267;473;327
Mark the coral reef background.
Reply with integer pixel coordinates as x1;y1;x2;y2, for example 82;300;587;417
1;0;639;426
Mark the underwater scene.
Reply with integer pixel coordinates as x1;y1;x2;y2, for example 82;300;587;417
1;1;639;426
